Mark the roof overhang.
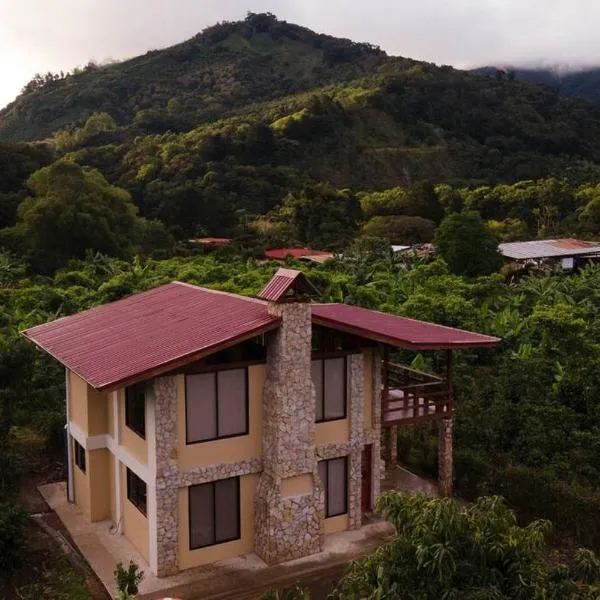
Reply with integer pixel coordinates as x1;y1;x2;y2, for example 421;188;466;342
311;305;501;351
22;317;281;392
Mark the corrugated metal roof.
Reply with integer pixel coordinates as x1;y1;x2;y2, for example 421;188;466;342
22;282;279;390
311;304;501;350
258;268;320;302
499;239;600;260
264;248;333;260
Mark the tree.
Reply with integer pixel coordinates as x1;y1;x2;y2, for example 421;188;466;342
486;218;528;241
577;183;600;233
54;112;118;151
14;160;141;272
335;493;600;599
277;185;362;250
362;215;436;245
435;211;503;276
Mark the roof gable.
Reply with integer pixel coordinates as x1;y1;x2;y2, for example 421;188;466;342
257;268;320;302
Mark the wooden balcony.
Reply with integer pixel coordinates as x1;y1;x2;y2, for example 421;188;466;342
382;362;453;426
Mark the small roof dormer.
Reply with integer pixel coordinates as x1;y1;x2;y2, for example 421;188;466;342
257;268;320;303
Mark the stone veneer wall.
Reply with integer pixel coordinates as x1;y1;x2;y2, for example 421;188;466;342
370;349;382;506
149;329;385;575
347;353;364;529
153;376;265;576
254;302;324;564
153;376;179;576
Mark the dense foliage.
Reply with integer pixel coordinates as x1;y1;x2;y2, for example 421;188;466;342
434;211;503;276
337;493;600;599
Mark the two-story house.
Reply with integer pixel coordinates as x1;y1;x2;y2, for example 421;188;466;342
23;268;499;577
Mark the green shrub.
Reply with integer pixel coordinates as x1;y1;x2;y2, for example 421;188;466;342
114;560;144;595
0;502;28;574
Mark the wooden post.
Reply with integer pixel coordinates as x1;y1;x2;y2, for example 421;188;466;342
446;349;453;407
382;346;397;467
439;350;454;495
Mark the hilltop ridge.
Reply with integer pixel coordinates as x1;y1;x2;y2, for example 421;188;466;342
0;12;388;140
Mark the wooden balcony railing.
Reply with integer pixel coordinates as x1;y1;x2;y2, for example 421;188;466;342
382;362;453;425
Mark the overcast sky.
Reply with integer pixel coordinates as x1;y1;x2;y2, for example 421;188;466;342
1;0;599;110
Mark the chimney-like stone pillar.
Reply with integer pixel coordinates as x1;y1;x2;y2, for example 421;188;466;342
438;417;453;496
152;375;179;576
254;303;324;564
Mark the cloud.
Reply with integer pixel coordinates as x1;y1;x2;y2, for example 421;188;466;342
1;0;600;110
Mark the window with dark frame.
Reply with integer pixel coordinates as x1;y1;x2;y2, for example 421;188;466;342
74;439;86;473
188;477;240;549
318;457;348;518
125;383;146;439
312;357;347;422
126;468;147;516
186;368;248;444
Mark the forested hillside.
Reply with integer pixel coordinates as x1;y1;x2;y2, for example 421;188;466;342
473;65;600;102
3;14;600;246
5;12;600;598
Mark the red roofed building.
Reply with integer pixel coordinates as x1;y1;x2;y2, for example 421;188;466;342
189;237;232;247
264;247;335;263
23;268;499;580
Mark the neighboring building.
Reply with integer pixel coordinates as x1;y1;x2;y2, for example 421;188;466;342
264;247;335;264
22;269;499;577
187;237;232;248
499;238;600;270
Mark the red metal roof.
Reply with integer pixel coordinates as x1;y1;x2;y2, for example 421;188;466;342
258;268;320;302
22;282;279;390
311;304;500;350
264;248;332;260
192;237;232;246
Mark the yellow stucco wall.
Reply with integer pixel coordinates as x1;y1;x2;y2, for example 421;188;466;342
119;389;148;465
315;418;349;445
88;387;108;436
72;438;91;519
88;449;111;522
178;473;258;570
68;370;109;436
363;349;373;432
281;474;314;497
69;371;89;434
121;465;149;562
324;514;349;535
177;365;264;470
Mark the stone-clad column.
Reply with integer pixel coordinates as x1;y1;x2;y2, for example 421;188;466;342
438;417;453;497
254;303;324;564
348;354;364;529
371;349;382;508
153;376;179;576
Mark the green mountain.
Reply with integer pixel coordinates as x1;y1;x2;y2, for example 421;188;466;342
472;66;600;102
4;13;600;240
0;13;387;141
